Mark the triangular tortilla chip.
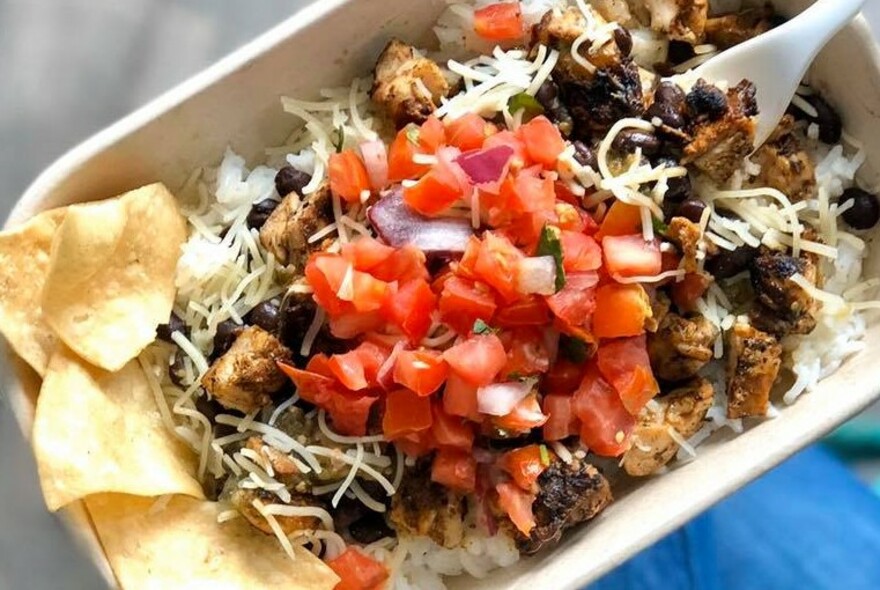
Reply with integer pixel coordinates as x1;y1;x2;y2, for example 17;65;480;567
32;347;203;511
86;494;339;590
0;207;66;376
42;183;186;371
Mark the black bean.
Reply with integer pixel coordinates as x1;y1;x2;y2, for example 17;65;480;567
613;27;633;57
841;187;880;230
612;129;661;156
246;199;280;230
212;319;242;358
676;199;708;224
706;246;758;280
536;80;573;137
647;82;688;130
686;81;728;121
168;350;187;388
195;393;226;423
535;79;558;106
246;299;281;333
667;41;696;66
805;95;843;144
274;165;312;197
157;312;187;343
348;513;396;545
573;140;598;169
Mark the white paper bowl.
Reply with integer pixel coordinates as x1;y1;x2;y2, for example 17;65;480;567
4;1;880;588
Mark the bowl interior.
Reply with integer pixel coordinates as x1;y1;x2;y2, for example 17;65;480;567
5;1;880;589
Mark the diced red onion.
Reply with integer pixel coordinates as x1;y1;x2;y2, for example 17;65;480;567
565;271;600;291
515;256;558;296
477;381;532;416
368;187;475;260
455;145;514;193
359;140;389;191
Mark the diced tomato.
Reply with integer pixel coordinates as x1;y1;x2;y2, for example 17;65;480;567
432;449;477;492
592;283;652;339
545;271;599;328
595;335;659;415
432;404;475;449
388;125;431;181
496;481;536;536
454;236;482;280
305;254;352;317
341;237;395;272
443;334;507;386
602;234;662;279
507;169;555;214
542;394;579;441
327;347;374;391
419;116;446;152
394;349;449;396
484;130;529;170
442;371;481;421
394;429;436;458
277;361;337;406
381;278;436;343
500;445;550;492
502;328;551;377
439;276;497;335
403;168;464;216
327;392;379;437
446;113;497;151
493;393;548;433
329;150;371;203
329;310;385;339
560;231;602;272
572;363;634;456
371;245;428;283
327;547;389;590
305;354;335;378
383;389;433;439
542;359;585;394
474;232;525;302
672;272;711;312
517;116;565;168
494;295;551;327
473;2;524;41
599;201;643;237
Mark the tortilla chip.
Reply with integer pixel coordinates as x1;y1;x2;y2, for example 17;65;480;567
86;494;339;590
42;183;186;371
0;207;66;376
32;346;203;511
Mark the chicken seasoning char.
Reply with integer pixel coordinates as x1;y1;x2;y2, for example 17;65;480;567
153;0;878;586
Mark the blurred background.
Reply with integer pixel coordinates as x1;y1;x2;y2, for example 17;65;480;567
1;1;880;589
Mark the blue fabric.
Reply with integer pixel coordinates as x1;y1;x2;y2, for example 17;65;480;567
589;446;880;590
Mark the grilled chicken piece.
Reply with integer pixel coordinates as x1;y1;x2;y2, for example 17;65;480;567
726;323;782;419
591;0;636;26
750;115;817;203
517;458;613;554
645;290;671;333
389;462;465;548
245;437;301;477
648;312;717;382
372;39;449;128
641;0;709;44
667;216;703;272
623;377;713;476
683;80;758;183
533;8;644;135
748;249;820;336
259;182;334;271
705;5;777;49
231;488;325;536
201;326;292;414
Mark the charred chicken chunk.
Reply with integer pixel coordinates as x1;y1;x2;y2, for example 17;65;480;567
645;290;672;333
683;80;758;183
259;182;334;271
667;216;703;272
372;39;449;128
648;312;717;382
389;463;465;548
231;488;325;536
641;0;709;44
705;5;777;49
533;8;644;135
750;115;817;202
517;459;613;554
726;323;782;419
622;377;714;476
749;250;820;336
201;326;292;414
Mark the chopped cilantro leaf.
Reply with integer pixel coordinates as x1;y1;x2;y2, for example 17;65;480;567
405;125;420;145
508;92;545;121
536;225;566;292
472;319;497;335
652;216;669;235
539;444;551;466
333;126;345;153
